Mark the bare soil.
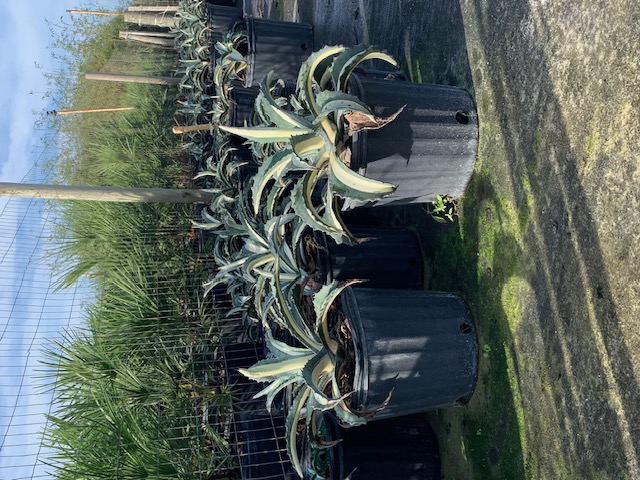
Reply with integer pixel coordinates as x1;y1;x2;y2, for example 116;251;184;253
245;1;640;477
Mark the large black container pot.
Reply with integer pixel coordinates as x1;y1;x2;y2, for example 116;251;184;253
342;287;478;419
244;17;314;87
206;0;238;6
229;83;259;126
344;75;478;209
234;413;297;479
314;227;423;289
228;82;260;164
340;414;440;480
207;5;243;48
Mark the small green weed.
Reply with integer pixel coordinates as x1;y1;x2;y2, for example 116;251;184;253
426;194;457;223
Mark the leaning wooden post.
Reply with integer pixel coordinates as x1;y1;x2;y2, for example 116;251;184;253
127;6;179;12
85;72;180;86
46;107;135;116
0;183;214;204
118;32;175;47
123;12;177;28
68;9;178;28
119;30;176;39
172;124;212;135
67;9;119;15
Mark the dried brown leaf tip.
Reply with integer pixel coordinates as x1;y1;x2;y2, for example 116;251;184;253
339;146;352;168
344;105;406;135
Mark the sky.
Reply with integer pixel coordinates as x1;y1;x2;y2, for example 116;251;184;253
0;2;121;478
0;0;121;183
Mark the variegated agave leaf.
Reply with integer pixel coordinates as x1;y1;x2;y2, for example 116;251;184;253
327;150;396;202
286;385;312;477
331;44;398;92
296;45;347;116
219;124;313;143
258;71;313;129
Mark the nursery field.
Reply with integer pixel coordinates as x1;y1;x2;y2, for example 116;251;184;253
30;0;640;478
254;0;640;478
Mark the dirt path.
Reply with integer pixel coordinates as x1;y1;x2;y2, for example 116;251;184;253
247;0;640;477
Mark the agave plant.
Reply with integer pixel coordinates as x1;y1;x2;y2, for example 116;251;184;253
213;27;248;101
219;44;403;245
238;281;371;477
172;0;210;60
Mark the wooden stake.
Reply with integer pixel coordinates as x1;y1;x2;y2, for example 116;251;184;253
68;9;178;28
119;30;175;38
85;72;180;86
67;9;120;15
123;12;177;28
118;32;175;47
0;183;213;204
173;124;212;135
127;6;179;12
47;107;135;116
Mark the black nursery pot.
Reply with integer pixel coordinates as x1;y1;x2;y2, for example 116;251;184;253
343;287;478;419
315;228;423;289
207;5;243;48
344;75;478;209
229;82;260;164
206;0;238;6
340;414;440;480
229;82;260;127
244;17;314;87
234;413;298;479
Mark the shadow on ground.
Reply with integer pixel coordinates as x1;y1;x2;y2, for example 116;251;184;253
456;0;640;478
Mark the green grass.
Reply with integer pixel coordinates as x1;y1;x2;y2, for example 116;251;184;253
41;13;236;477
421;125;533;478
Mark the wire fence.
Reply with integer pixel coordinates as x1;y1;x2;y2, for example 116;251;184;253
0;171;292;480
0;2;297;478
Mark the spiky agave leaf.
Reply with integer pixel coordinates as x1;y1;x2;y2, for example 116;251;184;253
218;125;313;143
250;148;306;215
328;150;396;202
270;260;322;350
286;385;312;477
257;71;313;129
332;44;398;92
238;354;313;382
296;46;347;115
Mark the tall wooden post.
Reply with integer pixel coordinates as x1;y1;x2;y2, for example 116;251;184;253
119;30;176;39
0;183;214;204
47;107;135;116
68;10;178;28
119;32;175;47
127;6;179;12
85;72;180;86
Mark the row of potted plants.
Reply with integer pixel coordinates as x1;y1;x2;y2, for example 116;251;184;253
197;46;478;480
170;2;480;478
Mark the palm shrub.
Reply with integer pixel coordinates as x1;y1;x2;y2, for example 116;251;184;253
42;329;235;479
